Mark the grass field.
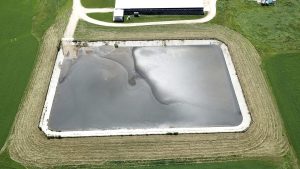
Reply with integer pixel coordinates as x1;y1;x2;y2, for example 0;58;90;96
81;0;115;8
0;0;67;168
0;0;37;149
212;0;300;57
0;0;66;149
264;53;300;164
0;151;24;169
210;0;300;165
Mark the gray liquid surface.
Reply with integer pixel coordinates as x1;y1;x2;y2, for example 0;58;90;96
48;45;242;131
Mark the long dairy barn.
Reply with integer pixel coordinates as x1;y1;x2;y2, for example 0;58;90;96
113;0;204;22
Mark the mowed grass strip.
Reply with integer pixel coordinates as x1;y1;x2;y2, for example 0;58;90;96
264;53;300;164
81;0;115;8
57;160;281;169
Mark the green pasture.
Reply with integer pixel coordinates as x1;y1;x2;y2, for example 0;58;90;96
212;0;300;57
0;0;66;149
0;0;67;168
211;0;300;164
81;0;115;8
264;53;300;164
0;0;37;149
0;151;25;169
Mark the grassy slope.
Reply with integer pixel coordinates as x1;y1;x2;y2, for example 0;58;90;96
0;0;66;168
264;53;300;163
210;0;300;165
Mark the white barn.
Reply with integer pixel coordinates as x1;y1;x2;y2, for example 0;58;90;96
113;0;204;22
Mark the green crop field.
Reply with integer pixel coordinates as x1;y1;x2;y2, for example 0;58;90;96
0;151;24;169
264;53;300;163
81;0;115;8
212;0;300;57
211;0;300;165
0;0;67;168
0;0;38;149
0;0;67;148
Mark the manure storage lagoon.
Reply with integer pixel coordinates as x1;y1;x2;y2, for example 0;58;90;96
39;40;250;137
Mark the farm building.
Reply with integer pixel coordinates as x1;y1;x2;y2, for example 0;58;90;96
113;0;204;22
256;0;276;5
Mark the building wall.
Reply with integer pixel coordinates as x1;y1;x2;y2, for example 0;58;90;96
124;8;204;15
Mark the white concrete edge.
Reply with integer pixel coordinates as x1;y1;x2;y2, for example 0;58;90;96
82;40;223;47
39;50;64;137
220;42;251;132
40;40;251;138
84;8;114;14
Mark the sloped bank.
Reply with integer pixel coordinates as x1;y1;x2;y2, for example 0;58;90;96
9;23;289;168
